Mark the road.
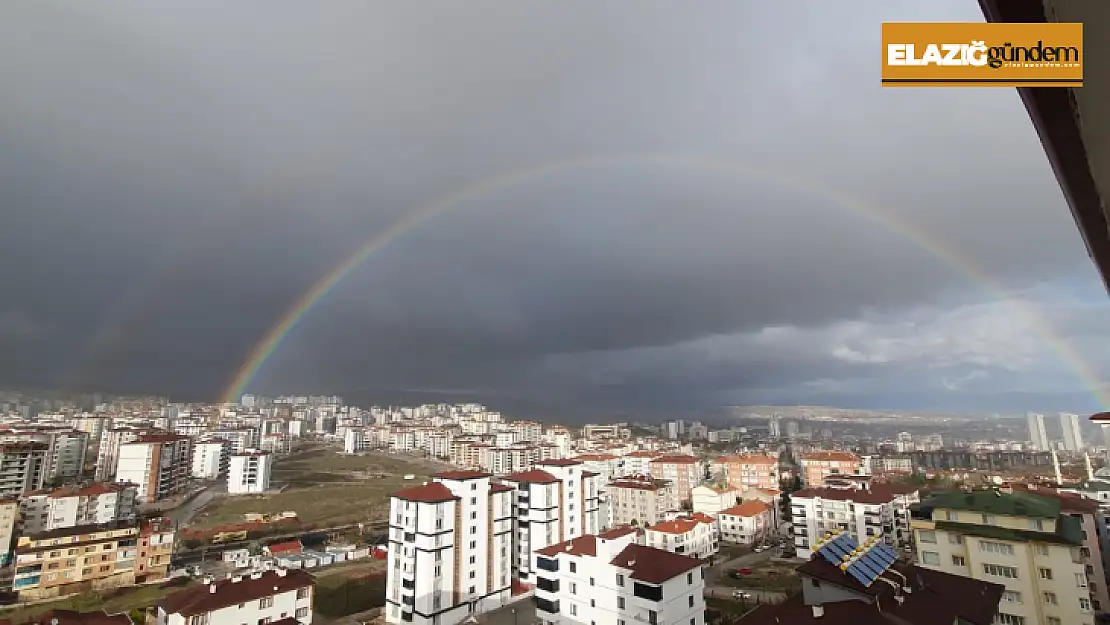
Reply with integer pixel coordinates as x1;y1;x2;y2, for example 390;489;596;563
704;547;776;583
167;481;227;526
470;600;537;625
705;585;787;604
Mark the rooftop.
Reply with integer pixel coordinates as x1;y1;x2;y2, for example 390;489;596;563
922;489;1060;519
433;469;491;481
501;469;560;484
159;569;315;617
609;543;702;584
391;481;459;504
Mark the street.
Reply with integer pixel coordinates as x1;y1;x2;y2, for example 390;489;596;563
704;546;776;583
469;599;537;625
705;585;787;604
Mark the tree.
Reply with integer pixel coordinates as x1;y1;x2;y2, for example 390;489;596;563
630;519;639;527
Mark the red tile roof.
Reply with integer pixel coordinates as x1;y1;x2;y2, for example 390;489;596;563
792;486;897;505
265;540;302;556
392;481;459;503
501;469;559;484
536;459;582;467
47;483;129;499
719;501;771;517
159;569;315;617
597;525;639;540
489;483;515;494
130;433;189;444
650;454;698;464
608;544;702;584
535;534;598;557
646;518;699;535
7;609;132;625
434;469;491;480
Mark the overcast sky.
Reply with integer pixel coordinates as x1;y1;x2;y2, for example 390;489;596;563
2;0;1108;415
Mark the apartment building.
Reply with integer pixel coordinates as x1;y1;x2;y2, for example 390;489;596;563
95;427;154;481
644;513;719;559
157;568;315;625
722;454;780;491
620;451;660;477
19;483;138;535
385;470;513;625
135;517;175;583
648;455;700;504
0;428;89;483
791;481;906;559
533;529;706;625
605;475;678;528
912;490;1095;625
0;443;47;497
798;451;861;487
717;501;773;545
190;438;229;479
743;535;1004;625
500;460;602;583
0;498;17;565
690;484;744;517
12;520;169;599
228;450;273;495
115;434;191;503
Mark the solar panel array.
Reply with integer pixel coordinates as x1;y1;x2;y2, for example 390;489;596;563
815;531;896;588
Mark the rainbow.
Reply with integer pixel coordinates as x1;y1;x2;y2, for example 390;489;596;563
219;153;1110;407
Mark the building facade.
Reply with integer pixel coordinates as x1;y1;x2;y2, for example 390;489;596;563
605;475;677;528
114;434;191;503
798;452;861;487
228;450;273;495
157;568;315;625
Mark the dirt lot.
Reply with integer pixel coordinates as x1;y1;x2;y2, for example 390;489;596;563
719;559;801;594
190;448;450;529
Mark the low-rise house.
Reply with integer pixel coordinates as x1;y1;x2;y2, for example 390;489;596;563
717;500;773;545
644;514;718;559
156;568;315;625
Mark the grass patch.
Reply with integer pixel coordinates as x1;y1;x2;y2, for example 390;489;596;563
191;451;441;530
314;573;386;618
0;581;189;623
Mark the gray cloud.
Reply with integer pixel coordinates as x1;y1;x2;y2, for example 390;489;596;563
1;0;1107;413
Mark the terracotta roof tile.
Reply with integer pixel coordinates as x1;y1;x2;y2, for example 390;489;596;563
159;569;315;617
535;534;597;557
650;454;698;464
536;459;582;467
609;544;701;584
719;501;771;517
392;481;459;503
501;469;559;484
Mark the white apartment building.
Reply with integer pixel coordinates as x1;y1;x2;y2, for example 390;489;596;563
913;490;1094;625
190;439;229;480
228;450;273;495
210;428;255;454
606;475;678;528
500;460;602;584
156;568;315;625
19;483;138;535
620;451;660;477
717;501;773;545
261;433;289;455
533;529;706;625
115;434;191;504
96;427;154;481
644;513;719;559
690;484;744;517
0;498;17;566
1061;412;1084;452
1028;412;1050;452
0;443;47;497
385;470;513;625
791;482;903;559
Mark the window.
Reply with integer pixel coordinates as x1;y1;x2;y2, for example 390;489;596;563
687;572;693;584
570;562;577;573
618;597;625;609
1076;572;1088;587
570;582;577;594
469;571;475;579
1047;618;1062;625
1029;519;1043;531
258;597;274;609
569;604;577;616
1043;592;1057;605
469;556;476;564
920;551;940;566
590;577;595;586
945;510;957;521
1035;544;1049;556
994;614;1024;625
982;564;1019;579
257;619;271;625
295;608;309;618
1002;591;1021;603
948;534;963;545
187;616;207;625
616;574;624;587
1081;597;1092;611
979;541;1015;556
1039;567;1053;580
918;530;937;544
982;514;996;525
952;555;966;566
688;596;695;607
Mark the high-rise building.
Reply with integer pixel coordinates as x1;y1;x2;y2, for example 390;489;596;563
385;470;514;625
1061;412;1084;451
114;434;191;504
912;490;1095;625
19;483;138;535
228;450;273;495
533;529;707;625
0;443;47;497
1027;412;1050;451
768;415;781;438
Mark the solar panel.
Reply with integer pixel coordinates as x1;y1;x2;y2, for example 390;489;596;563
860;552;887;576
877;543;898;561
846;563;874;587
856;554;885;580
873;544;897;566
819;546;842;567
841;534;859;550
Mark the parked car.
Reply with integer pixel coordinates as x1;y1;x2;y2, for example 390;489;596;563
729;567;753;578
754;545;766;553
732;590;753;600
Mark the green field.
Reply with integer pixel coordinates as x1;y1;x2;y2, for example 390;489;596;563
0;580;190;623
191;449;444;529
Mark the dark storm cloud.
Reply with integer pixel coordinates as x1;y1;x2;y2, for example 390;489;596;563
0;0;1105;411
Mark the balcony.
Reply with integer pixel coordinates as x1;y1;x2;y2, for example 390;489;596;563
536;556;558;572
536;576;559;592
633;582;663;602
536;598;560;614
